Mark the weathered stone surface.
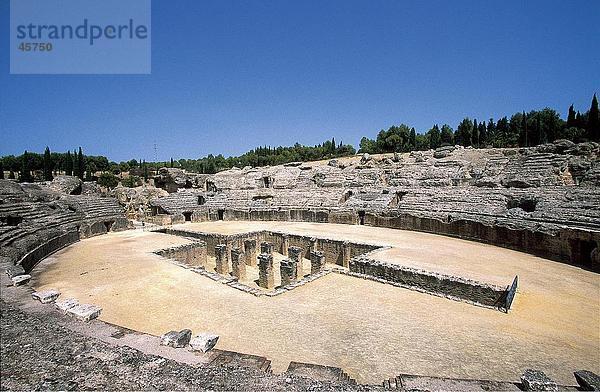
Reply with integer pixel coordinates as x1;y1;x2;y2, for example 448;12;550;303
55;298;79;313
520;369;558;391
31;289;60;304
280;259;297;286
215;244;229;275
66;304;102;322
260;242;273;255
189;333;219;353
5;265;25;278
434;145;456;158
230;247;246;280
310;251;325;274
160;329;192;348
46;175;82;195
11;274;31;286
258;253;274;289
574;370;600;391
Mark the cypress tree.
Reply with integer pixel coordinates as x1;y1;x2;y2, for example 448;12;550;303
143;160;148;180
21;150;32;182
43;146;53;181
487;119;496;146
65;151;73;176
77;147;84;180
575;111;583;129
567;104;576;128
478;122;487;147
587;93;599;141
472;119;479;147
409;128;416;150
428;125;441;149
0;160;4;179
522;111;529;147
170;158;174;168
72;150;80;178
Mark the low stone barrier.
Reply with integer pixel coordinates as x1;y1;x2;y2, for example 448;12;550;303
348;257;514;311
17;231;80;273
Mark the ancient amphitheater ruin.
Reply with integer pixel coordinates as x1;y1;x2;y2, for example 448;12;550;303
2;140;599;391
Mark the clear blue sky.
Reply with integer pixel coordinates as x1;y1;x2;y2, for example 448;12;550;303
1;0;599;162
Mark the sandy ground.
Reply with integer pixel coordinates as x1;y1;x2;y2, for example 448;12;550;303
30;222;600;385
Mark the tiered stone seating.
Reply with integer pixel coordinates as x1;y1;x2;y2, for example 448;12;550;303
0;180;129;267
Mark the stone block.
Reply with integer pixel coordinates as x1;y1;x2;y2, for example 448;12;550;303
520;369;558;392
243;239;257;266
55;298;79;313
280;259;297;286
32;289;61;304
258;253;274;289
215;244;229;275
161;329;192;348
310;251;325;274
260;242;273;255
11;274;31;286
574;370;600;391
66;303;102;322
5;264;26;278
189;333;219;353
231;247;246;280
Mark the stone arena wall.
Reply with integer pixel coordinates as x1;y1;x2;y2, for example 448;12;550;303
162;208;599;270
17;231;80;273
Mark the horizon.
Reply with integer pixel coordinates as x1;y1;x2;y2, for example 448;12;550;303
1;0;599;161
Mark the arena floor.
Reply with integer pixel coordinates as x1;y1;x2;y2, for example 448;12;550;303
30;222;600;385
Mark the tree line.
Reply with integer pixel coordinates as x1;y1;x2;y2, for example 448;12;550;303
175;138;356;174
1;94;598;181
359;94;599;154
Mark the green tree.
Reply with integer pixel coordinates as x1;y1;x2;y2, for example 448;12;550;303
20;150;33;182
77;147;84;180
478;122;487;147
65;151;73;176
359;137;377;153
440;124;453;146
98;172;119;189
409;128;417;150
43;146;53;181
495;117;510;147
567;104;576;128
0;160;4;180
143;160;148;180
472;119;479;147
587;93;599;141
455;118;473;146
428;124;441;149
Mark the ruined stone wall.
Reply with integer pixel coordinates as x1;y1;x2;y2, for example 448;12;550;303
154;241;207;267
348;257;512;310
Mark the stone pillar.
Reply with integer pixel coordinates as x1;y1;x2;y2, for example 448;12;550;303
281;235;289;256
231;247;246;281
341;241;351;268
260;241;273;255
288;246;303;279
193;244;208;267
310;250;325;274
215;244;229;275
258;253;274;289
243;239;257;266
280;259;297;286
309;238;319;258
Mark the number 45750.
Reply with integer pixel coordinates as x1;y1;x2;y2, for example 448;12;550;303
18;42;53;52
